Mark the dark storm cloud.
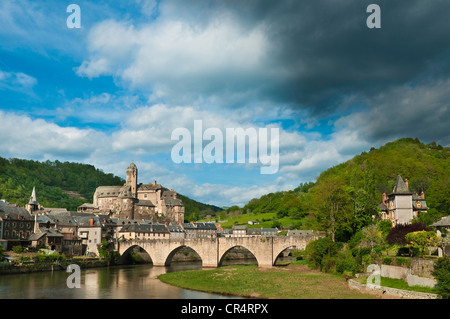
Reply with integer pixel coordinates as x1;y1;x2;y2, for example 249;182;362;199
170;0;450;115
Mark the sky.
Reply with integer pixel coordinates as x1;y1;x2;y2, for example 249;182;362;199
0;0;449;207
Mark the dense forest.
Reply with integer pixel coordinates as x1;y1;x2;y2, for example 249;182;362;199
225;138;450;241
0;157;222;217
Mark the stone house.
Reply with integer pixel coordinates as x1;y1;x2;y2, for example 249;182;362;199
75;215;103;256
193;222;217;238
167;223;185;239
0;201;34;250
431;215;450;256
181;222;196;238
232;225;248;237
118;223;170;240
379;175;428;226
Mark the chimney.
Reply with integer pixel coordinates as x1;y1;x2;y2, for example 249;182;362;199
405;179;409;189
34;213;40;233
382;193;387;203
421;190;425;199
90;218;94;226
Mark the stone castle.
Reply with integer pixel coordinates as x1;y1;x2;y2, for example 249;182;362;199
92;163;184;223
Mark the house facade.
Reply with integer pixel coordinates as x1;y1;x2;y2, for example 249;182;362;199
0;201;35;250
379;175;428;226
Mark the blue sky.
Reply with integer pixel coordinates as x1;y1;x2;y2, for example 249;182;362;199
1;0;450;207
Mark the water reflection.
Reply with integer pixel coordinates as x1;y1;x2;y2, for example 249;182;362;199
0;262;239;299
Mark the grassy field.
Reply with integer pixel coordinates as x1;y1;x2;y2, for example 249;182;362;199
204;212;306;229
158;264;378;299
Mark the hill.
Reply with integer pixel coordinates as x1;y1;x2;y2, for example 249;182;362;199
226;138;450;240
0;157;222;218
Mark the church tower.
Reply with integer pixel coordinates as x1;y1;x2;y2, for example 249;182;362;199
26;186;40;213
126;163;138;198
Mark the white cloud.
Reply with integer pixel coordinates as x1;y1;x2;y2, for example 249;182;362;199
76;14;269;104
0;110;107;160
0;70;37;92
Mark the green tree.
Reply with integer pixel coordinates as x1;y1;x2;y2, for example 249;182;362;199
361;224;383;252
311;175;352;242
432;256;450;299
405;231;439;257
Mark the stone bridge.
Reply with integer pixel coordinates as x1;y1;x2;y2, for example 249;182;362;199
117;234;322;268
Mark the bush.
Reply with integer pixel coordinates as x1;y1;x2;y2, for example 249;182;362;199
397;246;420;257
304;237;340;270
383;256;392;265
386;223;430;245
336;252;362;275
378;220;393;237
432;256;450;299
12;245;23;253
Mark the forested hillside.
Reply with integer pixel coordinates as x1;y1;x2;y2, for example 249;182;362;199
0;157;223;216
228;138;450;241
0;158;124;210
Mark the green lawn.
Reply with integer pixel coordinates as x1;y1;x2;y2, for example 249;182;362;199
207;212;305;229
158;264;376;299
355;275;437;294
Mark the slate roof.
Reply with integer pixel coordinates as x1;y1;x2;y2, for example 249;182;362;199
194;222;217;230
391;175;412;194
95;186;123;198
138;183;162;190
431;215;450;227
135;200;155;207
0;201;33;220
119;223;169;233
46;211;77;226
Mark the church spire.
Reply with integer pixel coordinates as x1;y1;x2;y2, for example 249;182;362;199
29;186;38;205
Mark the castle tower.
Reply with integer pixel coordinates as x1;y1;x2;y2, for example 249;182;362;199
126;162;138;198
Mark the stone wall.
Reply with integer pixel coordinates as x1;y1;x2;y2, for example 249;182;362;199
380;263;437;288
410;258;436;278
381;264;408;280
348;279;438;299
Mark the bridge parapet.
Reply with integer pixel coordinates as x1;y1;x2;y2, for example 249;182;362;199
118;233;321;268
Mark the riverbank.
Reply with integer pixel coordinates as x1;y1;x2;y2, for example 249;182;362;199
157;263;381;299
0;257;110;275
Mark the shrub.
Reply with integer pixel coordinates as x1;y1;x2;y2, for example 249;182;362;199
383;256;392;265
336;252;362;275
432;256;450;299
321;255;338;273
378;219;393;237
304;237;340;270
386;223;430;245
12;245;23;254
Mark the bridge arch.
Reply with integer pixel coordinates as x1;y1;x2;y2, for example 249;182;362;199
118;244;153;265
273;245;301;265
164;245;202;266
218;245;258;267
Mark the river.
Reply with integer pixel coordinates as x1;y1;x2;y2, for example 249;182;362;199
0;262;242;299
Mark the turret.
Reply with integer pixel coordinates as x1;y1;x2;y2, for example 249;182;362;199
126;162;138;198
